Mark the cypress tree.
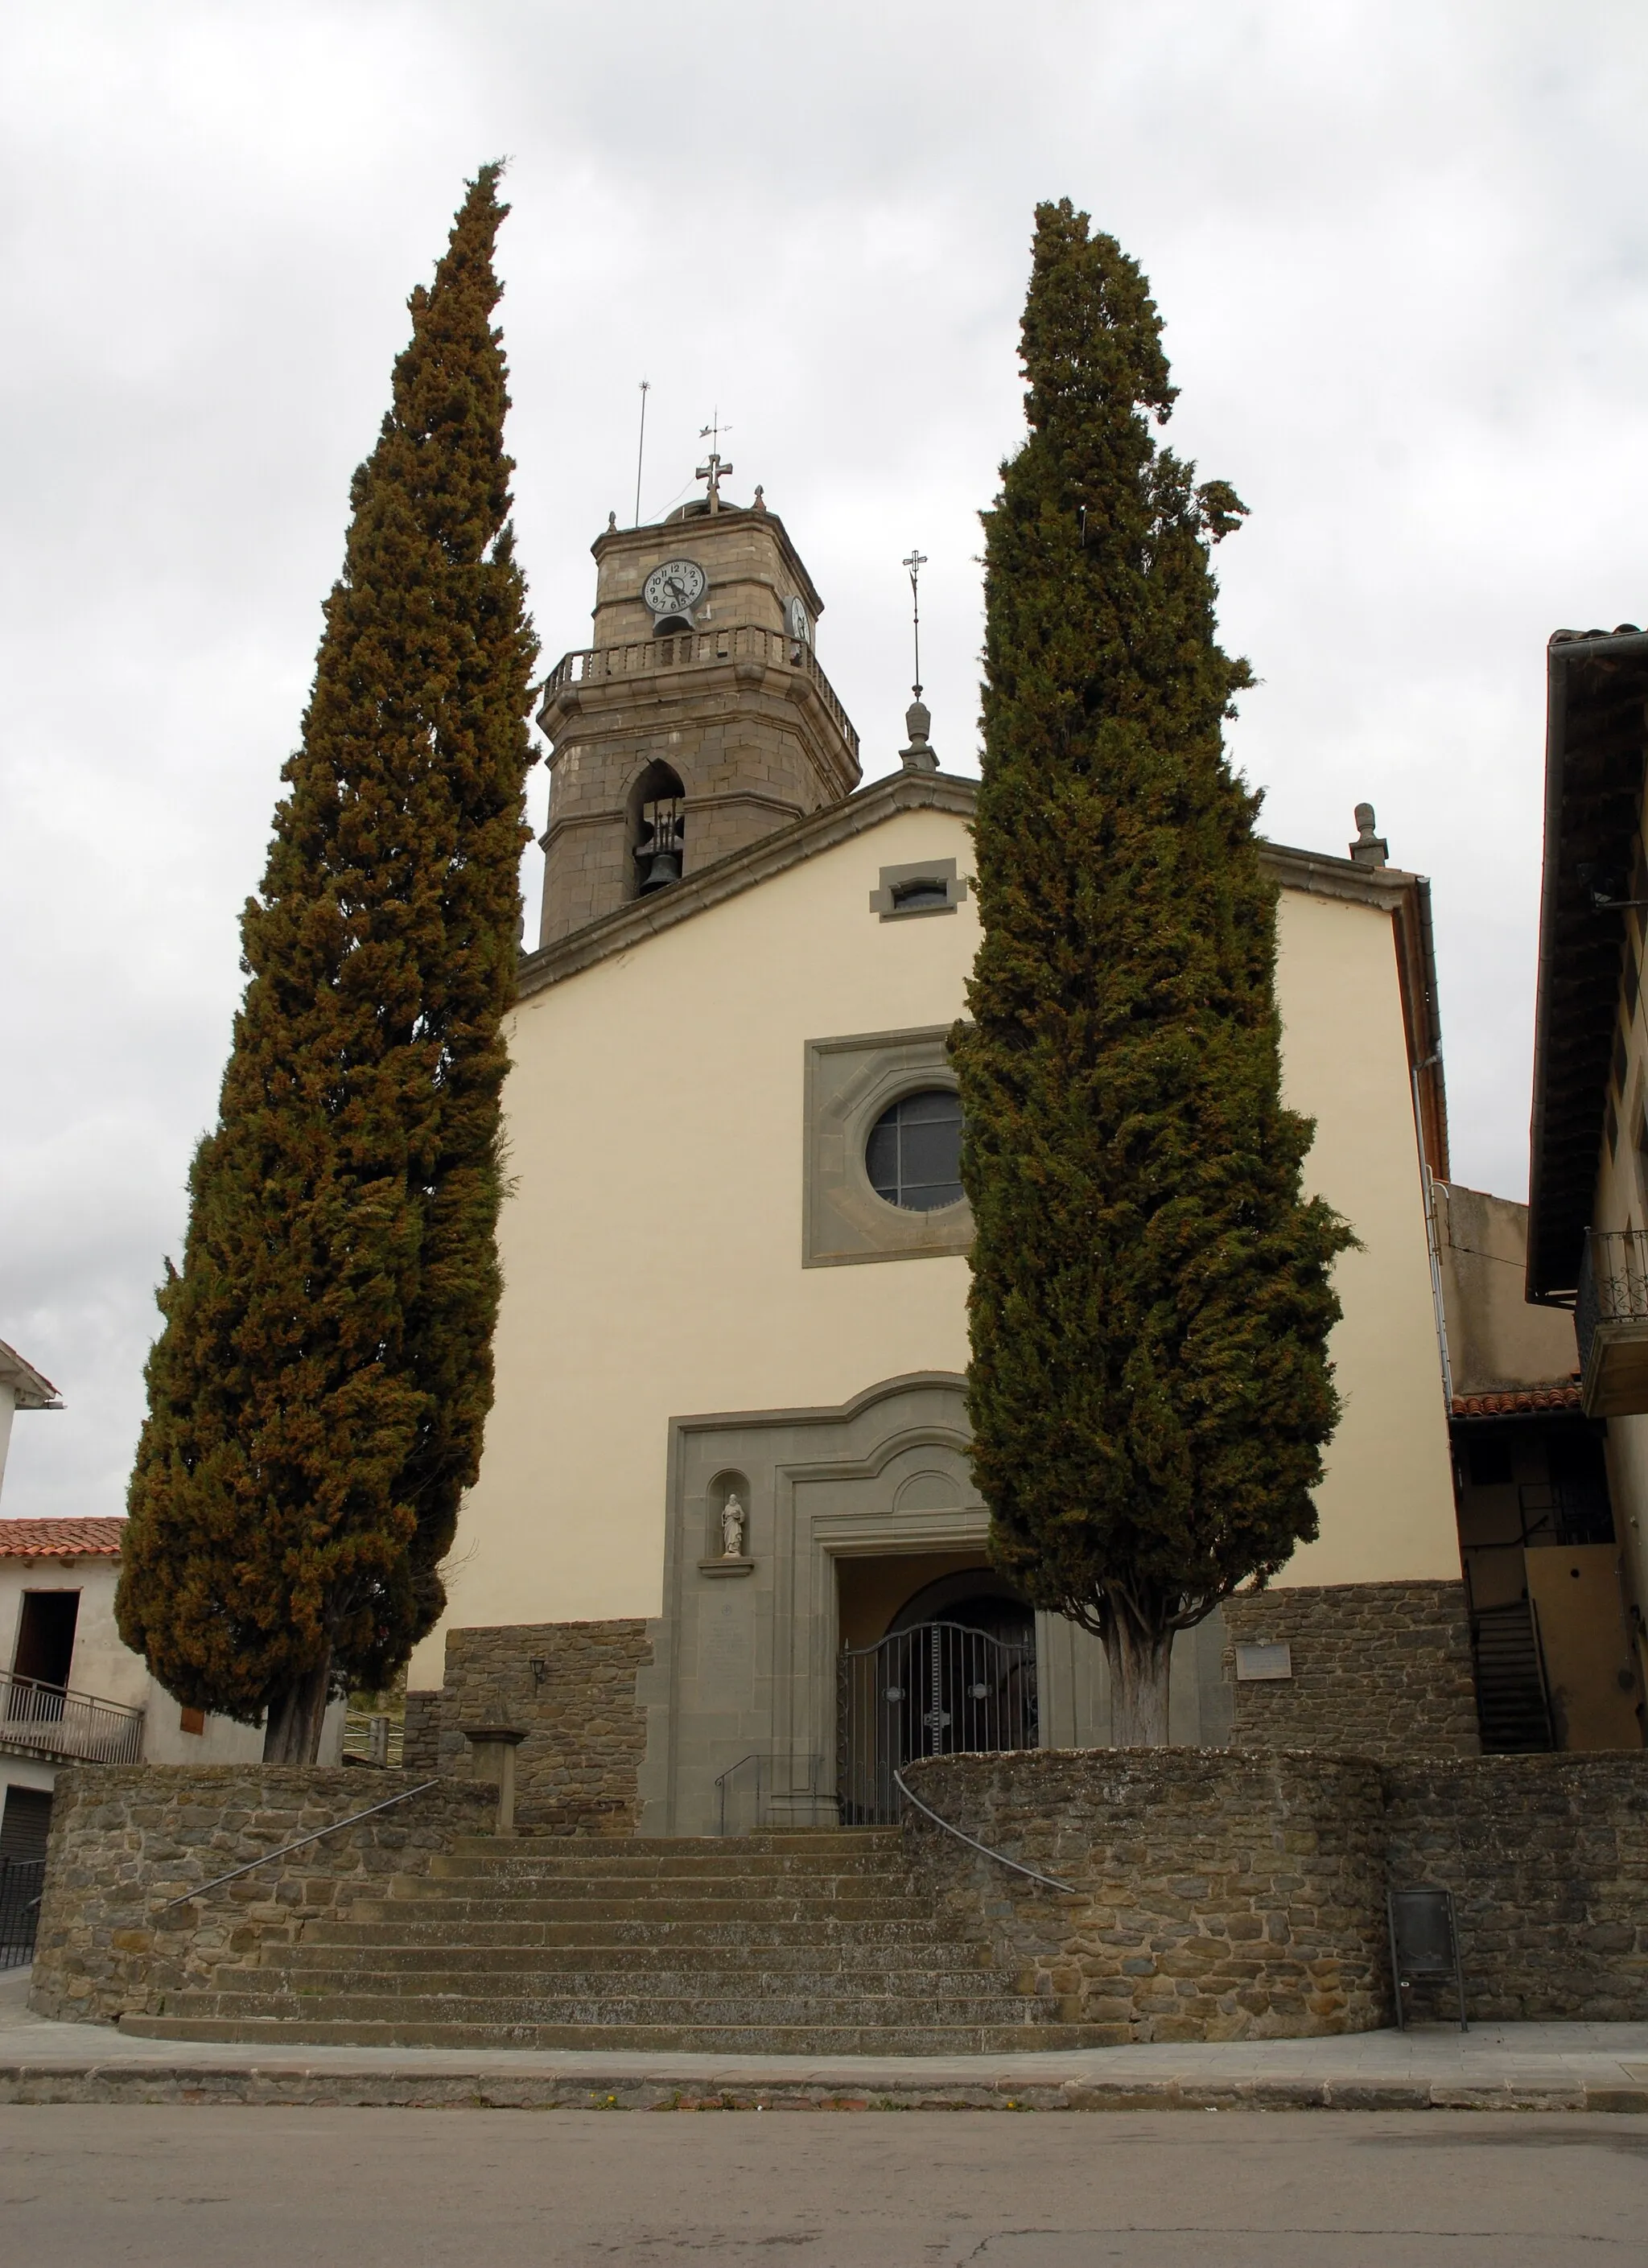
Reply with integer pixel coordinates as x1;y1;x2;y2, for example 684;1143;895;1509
117;167;538;1762
951;201;1353;1744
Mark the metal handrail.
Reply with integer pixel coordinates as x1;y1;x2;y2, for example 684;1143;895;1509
892;1769;1077;1895
0;1666;145;1764
714;1752;764;1838
157;1778;441;1911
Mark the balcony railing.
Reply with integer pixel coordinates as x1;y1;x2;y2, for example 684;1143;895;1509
0;1668;145;1764
540;624;859;763
1577;1229;1648;1417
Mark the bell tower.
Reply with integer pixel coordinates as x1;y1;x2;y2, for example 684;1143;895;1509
534;484;862;947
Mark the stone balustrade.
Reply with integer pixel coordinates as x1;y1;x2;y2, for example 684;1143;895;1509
540;626;859;762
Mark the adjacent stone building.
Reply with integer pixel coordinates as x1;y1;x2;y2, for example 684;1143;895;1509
406;480;1477;1831
1523;625;1648;1748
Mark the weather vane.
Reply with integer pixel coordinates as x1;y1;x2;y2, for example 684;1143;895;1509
902;549;928;698
697;411;734;512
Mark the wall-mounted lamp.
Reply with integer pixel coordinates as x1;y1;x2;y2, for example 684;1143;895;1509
528;1657;548;1690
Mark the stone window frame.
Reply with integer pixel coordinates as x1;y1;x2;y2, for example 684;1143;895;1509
802;1027;972;1268
867;858;969;920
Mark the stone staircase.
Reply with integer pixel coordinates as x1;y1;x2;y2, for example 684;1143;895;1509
1471;1601;1555;1752
119;1830;1103;2055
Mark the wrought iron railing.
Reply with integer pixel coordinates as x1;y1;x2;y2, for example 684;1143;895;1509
838;1622;1038;1828
0;1858;45;1970
541;624;859;761
1518;1480;1615;1549
1577;1228;1648;1377
0;1669;144;1764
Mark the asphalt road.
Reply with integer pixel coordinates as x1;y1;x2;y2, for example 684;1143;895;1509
2;2106;1645;2265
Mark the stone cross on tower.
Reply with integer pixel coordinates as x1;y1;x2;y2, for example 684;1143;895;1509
697;414;734;513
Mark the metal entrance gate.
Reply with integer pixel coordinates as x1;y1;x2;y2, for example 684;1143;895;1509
837;1620;1037;1826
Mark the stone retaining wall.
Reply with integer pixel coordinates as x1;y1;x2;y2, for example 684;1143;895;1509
1223;1581;1480;1760
902;1748;1390;2043
1384;1754;1648;2020
27;1767;492;2026
29;1746;1648;2042
411;1619;653;1833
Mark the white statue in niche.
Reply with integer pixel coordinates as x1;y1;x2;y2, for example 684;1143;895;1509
720;1492;747;1559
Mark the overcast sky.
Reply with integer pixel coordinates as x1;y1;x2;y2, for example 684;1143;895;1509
3;1;1646;1520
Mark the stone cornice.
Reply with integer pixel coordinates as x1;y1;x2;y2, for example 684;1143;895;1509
1257;841;1421;912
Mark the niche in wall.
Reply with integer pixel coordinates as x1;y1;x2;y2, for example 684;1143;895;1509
704;1469;752;1563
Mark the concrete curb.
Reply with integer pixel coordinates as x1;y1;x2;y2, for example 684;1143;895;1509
4;2060;1647;2113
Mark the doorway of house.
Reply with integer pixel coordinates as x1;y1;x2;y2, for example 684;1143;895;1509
6;1590;80;1735
836;1566;1038;1825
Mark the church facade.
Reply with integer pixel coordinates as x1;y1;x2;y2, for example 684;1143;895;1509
403;488;1475;1832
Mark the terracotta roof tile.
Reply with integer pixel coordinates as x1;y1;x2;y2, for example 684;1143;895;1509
1450;1382;1583;1418
0;1516;126;1558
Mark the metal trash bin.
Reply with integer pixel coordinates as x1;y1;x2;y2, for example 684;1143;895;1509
1387;1884;1468;2031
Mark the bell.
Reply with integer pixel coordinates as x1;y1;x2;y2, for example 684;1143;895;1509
638;844;682;893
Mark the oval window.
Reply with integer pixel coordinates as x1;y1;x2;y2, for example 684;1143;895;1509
865;1089;963;1212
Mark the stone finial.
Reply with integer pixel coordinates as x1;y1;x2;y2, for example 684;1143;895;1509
752;484;767;512
1349;803;1389;868
607;510;617;533
900;695;938;774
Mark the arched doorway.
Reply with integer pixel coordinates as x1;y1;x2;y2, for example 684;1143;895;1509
837;1567;1039;1825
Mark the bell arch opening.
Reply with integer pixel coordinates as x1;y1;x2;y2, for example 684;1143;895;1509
629;759;686;898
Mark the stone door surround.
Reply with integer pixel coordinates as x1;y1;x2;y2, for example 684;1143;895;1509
638;1373;991;1834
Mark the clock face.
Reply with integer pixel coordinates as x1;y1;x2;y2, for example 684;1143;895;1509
786;595;811;644
643;558;707;617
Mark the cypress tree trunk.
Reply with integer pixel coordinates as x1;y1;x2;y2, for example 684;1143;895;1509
116;166;538;1762
952;202;1354;1743
262;1654;333;1765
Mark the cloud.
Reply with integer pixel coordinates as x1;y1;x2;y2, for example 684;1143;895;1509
3;0;1646;1513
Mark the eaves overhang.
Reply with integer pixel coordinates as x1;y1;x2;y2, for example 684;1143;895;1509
1526;629;1648;1303
0;1337;62;1410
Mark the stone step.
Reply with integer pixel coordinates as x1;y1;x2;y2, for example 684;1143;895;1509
431;1846;904;1880
221;1963;1010;2002
176;1988;1041;2027
119;2014;1107;2054
447;1832;898;1858
299;1916;962;1951
353;1892;932;1924
391;1865;927;1897
278;1940;996;1977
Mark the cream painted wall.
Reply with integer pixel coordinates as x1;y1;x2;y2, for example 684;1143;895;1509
1271;890;1460;1584
410;820;1460;1679
413;807;980;1676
